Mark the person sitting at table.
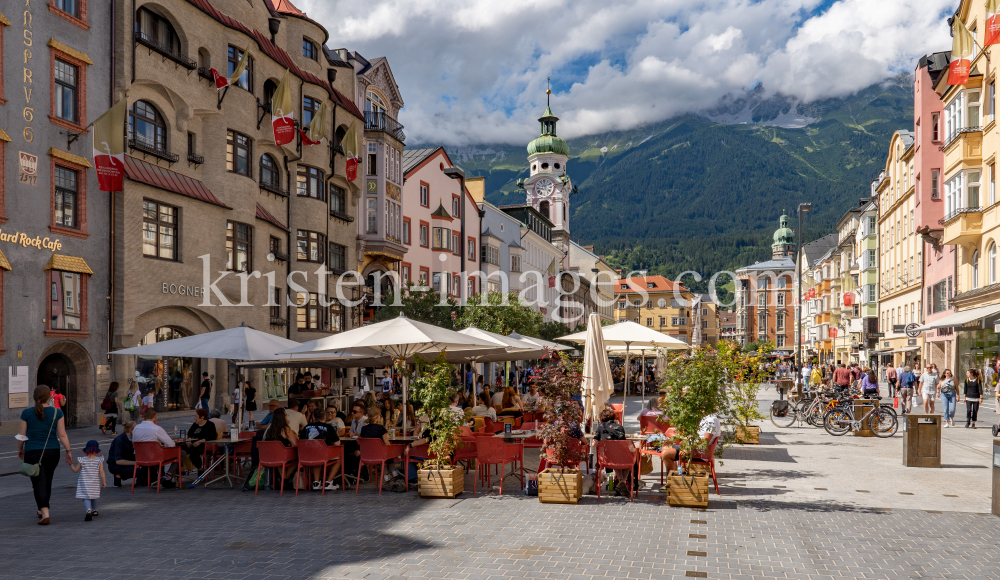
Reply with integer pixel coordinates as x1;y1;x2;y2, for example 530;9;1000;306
263;408;298;487
449;393;466;421
380;398;397;427
639;388;669;417
395;401;416;432
490;386;505;407
132;409;177;487
324;407;347;437
208;410;227;439
475;375;485;395
302;415;342;491
350;403;367;436
593;408;629;496
661;411;720;475
471;392;497;423
522;384;542;409
258;400;280;430
362;391;378;411
329;404;348;423
305;399;320;421
287;374;308;405
183;409;218;474
405;428;433;485
497;387;524;419
284;398;308;434
360;407;390;445
107;422;141;487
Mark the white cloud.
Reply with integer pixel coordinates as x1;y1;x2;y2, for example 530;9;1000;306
299;0;956;145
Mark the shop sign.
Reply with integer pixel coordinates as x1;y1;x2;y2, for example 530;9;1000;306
18;152;37;185
904;323;921;338
907;338;917;346
8;366;30;408
0;228;62;251
892;325;906;333
162;282;206;297
883;341;889;348
868;333;885;338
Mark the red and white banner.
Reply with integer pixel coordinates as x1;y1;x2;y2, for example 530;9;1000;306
272;70;295;147
343;122;360;181
92;98;128;192
209;67;228;89
949;18;975;85
987;0;1000;46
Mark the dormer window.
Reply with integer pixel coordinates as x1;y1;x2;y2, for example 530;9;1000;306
621;284;628;290
647;282;655;289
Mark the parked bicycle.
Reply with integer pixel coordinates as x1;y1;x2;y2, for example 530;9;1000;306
822;397;898;437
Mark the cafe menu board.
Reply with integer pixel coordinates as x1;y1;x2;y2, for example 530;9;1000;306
9;366;30;409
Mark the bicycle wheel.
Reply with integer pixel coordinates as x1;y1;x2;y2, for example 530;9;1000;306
879;404;897;420
804;402;826;427
869;408;898;437
770;401;797;428
823;408;851;436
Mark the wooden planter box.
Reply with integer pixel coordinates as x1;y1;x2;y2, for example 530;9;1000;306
735;426;760;444
666;472;710;507
686;462;710;477
417;466;464;498
538;468;583;504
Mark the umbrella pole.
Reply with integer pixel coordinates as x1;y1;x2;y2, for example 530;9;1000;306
399;357;407;436
623;342;631;420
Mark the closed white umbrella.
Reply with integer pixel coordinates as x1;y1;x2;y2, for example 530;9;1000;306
280;315;499;433
581;313;613;423
559;320;689;419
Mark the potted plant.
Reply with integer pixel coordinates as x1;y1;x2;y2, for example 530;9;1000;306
659;346;731;507
409;353;465;498
535;353;587;503
719;340;771;445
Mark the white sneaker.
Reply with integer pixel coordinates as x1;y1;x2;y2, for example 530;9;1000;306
325;481;339;491
311;481;322;490
384;472;393;482
944;423;950;428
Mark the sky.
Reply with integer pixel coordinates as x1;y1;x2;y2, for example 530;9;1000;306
299;0;957;146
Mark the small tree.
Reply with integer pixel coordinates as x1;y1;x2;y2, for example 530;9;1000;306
456;291;542;336
658;347;730;473
715;340;771;446
409;352;463;468
535;353;587;469
371;284;461;329
538;320;572;342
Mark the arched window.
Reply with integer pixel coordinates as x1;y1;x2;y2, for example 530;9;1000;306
991;243;997;284
973;250;980;290
135;7;180;55
263;79;278;106
129;100;166;152
366;90;388;115
260;154;279;189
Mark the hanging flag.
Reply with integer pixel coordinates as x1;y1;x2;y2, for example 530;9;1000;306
301;100;329;146
949;18;975;85
988;0;1000;46
343;122;360;181
92;98;128;192
209;67;229;89
208;45;251;90
272;70;295;146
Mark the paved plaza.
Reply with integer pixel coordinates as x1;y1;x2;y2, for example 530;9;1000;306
3;394;1000;579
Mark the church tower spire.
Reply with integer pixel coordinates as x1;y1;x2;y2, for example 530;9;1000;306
523;80;573;254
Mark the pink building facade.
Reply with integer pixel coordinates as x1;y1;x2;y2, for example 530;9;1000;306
401;148;481;299
914;52;956;370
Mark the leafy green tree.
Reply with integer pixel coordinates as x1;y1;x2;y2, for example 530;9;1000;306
371;284;461;329
455;291;542;336
714;340;770;446
538;321;572;343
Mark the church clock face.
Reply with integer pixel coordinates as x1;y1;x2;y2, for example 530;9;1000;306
534;178;555;197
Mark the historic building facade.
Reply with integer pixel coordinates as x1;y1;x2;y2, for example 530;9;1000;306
735;216;797;351
0;2;114;432
614;275;697;343
519;100;574;263
107;0;366;410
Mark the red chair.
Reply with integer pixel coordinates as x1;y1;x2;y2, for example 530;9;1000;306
520;422;543;450
296;440;345;495
481;417;505;434
474;437;522;494
596;440;639;501
232;432;256;476
638;415;671;436
459;425;475;437
356;438;406;495
132;442;183;493
689;437;720;494
609;404;624;425
453;438;477;472
256;440;298;496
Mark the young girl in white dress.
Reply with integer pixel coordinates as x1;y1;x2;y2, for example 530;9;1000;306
71;440;106;521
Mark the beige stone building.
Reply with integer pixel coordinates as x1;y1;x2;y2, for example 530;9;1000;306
108;0;367;409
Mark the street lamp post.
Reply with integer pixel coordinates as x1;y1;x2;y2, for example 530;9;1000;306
796;203;812;394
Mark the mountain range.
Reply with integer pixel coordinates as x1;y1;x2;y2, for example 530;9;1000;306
413;74;914;291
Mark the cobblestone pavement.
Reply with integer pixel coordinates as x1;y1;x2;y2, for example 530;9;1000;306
2;394;999;579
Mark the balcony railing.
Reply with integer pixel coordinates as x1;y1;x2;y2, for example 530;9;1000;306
134;31;197;69
128;135;178;163
364;111;405;143
260;181;289;198
270;316;288;327
944;126;983;149
943;205;982;224
187;153;204;165
271;250;289;262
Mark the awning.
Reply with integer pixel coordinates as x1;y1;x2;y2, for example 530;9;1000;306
44;254;93;275
916;303;1000;331
892;346;920;353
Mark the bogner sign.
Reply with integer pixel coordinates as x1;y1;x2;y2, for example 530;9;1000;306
162;283;206;298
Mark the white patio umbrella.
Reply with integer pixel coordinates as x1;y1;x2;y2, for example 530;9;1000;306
581;313;613;424
111;325;301;431
508;332;572;351
559;320;689;419
280;315;500;433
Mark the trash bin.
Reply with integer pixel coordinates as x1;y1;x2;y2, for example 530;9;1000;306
854;399;876;437
993;440;1000;517
902;414;941;468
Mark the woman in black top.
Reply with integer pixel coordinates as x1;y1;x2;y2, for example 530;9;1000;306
963;368;983;428
183;408;217;472
243;381;257;423
593;408;629;496
263;408;298;482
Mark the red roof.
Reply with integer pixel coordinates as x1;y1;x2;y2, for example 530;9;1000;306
124;156;229;209
267;0;304;16
615;275;686;294
255;203;288;231
183;0;363;121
